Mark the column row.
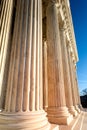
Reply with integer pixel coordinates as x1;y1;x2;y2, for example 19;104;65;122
45;0;81;125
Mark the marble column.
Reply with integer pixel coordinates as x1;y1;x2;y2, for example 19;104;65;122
0;0;50;129
43;41;48;112
71;59;80;113
46;1;72;125
0;0;13;109
0;0;10;73
60;27;78;116
75;76;82;109
75;73;81;105
67;44;79;115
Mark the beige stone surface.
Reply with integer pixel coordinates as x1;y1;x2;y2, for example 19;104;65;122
46;1;73;125
59;111;83;130
43;41;48;111
66;45;79;116
0;0;50;129
59;111;87;130
60;28;77;117
81;112;87;130
50;124;59;130
0;0;13;109
0;0;82;130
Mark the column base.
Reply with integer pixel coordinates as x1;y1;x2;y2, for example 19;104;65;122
75;105;81;113
68;106;78;117
78;104;83;110
50;124;59;130
0;110;50;130
47;107;73;125
44;106;48;112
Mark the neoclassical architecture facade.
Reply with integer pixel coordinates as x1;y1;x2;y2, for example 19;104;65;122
0;0;81;129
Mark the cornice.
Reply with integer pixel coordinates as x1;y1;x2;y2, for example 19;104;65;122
60;0;79;62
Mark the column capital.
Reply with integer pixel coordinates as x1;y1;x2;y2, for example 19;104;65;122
47;0;59;7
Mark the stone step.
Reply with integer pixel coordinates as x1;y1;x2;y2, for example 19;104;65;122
73;112;85;130
59;112;83;130
81;112;87;130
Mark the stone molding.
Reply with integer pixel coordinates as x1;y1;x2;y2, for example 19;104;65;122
43;0;78;63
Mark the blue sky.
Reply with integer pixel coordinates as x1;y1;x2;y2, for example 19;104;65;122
70;0;87;94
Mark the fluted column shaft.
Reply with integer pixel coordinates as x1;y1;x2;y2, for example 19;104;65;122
43;41;48;111
67;46;76;105
71;60;81;113
75;65;81;105
75;76;81;105
0;0;13;108
72;64;79;105
67;45;79;114
5;0;42;112
46;1;72;125
60;28;77;116
0;0;50;129
75;76;82;109
0;0;11;72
